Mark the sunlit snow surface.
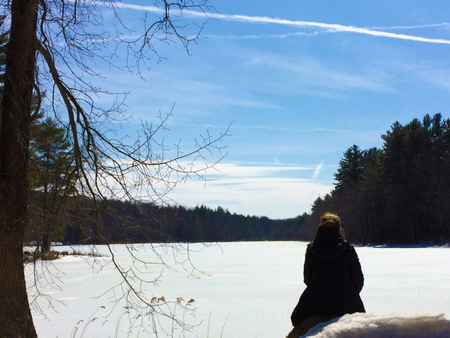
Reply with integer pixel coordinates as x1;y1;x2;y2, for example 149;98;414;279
26;242;450;337
303;312;450;337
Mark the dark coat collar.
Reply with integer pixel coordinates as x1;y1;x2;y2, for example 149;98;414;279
307;227;350;259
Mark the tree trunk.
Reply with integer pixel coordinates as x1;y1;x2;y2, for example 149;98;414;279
0;0;38;336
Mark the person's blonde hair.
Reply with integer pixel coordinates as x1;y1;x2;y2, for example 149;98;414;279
318;212;344;235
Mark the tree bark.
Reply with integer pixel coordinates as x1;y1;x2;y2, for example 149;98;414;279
0;0;38;336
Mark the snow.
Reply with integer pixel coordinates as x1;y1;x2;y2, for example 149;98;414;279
303;313;450;337
26;242;450;337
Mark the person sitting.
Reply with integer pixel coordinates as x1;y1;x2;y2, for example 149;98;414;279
288;212;365;337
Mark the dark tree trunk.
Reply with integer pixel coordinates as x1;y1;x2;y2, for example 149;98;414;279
0;0;38;336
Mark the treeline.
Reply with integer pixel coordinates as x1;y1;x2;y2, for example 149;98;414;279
27;198;313;244
93;201;313;243
311;113;450;245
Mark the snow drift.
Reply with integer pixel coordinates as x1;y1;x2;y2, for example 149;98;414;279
302;312;450;337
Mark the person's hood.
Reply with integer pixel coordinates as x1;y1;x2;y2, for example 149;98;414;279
307;227;350;260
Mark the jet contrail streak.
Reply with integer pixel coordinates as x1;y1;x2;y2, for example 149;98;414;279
86;1;450;45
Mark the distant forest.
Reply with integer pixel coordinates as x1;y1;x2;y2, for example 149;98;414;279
310;113;450;245
26;113;450;246
62;200;313;244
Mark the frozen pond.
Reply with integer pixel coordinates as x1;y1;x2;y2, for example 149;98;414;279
26;241;450;337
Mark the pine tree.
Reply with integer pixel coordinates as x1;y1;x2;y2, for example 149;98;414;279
29;115;75;254
334;144;364;190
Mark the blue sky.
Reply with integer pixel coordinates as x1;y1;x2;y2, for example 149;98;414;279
84;1;450;219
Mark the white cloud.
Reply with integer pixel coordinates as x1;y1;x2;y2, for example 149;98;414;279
93;159;333;219
311;162;324;179
167;162;333;219
202;162;312;178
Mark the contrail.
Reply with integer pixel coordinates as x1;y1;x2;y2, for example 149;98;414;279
369;23;450;30
88;1;450;45
205;13;450;45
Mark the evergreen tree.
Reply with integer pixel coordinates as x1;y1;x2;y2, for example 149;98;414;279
29;115;75;253
334;144;364;190
0;25;74;252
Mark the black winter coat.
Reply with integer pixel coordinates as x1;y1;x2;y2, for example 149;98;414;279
290;227;365;326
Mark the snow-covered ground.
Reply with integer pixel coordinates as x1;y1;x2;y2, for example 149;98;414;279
26;241;450;337
302;312;450;337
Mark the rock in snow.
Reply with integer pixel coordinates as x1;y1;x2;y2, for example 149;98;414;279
302;313;450;337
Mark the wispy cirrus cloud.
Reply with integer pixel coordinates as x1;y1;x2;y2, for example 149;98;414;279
209;31;322;40
311;162;324;180
202;162;314;178
245;52;393;94
369;23;450;30
102;1;450;45
227;124;349;134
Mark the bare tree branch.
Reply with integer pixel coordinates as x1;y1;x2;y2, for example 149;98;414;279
14;0;228;334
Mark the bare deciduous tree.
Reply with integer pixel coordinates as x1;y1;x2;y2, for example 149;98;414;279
0;0;226;336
